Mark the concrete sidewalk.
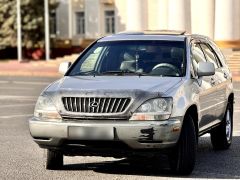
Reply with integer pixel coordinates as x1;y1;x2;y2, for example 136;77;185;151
0;60;61;77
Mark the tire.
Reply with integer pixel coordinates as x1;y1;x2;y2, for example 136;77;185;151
46;149;63;170
168;114;197;175
210;103;233;150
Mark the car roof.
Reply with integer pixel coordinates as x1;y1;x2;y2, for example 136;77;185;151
98;30;190;42
98;30;209;43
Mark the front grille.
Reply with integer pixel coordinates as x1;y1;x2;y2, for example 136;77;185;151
62;97;131;113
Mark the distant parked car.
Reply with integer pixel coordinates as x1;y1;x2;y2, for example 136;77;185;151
29;30;234;175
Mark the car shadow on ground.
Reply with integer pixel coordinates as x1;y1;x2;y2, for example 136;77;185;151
62;136;240;179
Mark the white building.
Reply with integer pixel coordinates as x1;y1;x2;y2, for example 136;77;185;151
50;0;240;49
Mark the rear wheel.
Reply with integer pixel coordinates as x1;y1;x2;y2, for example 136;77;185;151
46;149;63;170
168;114;197;175
211;103;233;150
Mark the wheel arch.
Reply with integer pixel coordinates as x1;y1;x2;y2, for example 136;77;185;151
183;104;199;140
228;93;234;109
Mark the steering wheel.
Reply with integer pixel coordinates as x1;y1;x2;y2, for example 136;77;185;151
151;63;181;76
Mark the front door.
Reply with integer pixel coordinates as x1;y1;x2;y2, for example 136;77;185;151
191;41;217;131
201;41;229;121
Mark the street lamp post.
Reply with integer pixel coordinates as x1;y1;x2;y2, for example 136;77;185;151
68;0;72;39
17;0;22;62
44;0;50;61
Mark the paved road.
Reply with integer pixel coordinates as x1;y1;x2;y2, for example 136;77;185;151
0;76;240;180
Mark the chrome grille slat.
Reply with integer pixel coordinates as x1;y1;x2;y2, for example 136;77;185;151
77;98;82;112
101;98;106;113
62;97;131;113
83;98;86;112
73;98;77;112
96;98;100;113
87;97;90;113
105;98;111;113
64;97;69;110
119;98;128;112
110;98;116;113
69;97;73;112
114;98;121;113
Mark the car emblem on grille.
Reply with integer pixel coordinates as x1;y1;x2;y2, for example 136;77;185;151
89;101;99;108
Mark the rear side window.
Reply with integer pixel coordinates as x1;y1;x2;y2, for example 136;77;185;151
200;43;222;68
208;39;226;66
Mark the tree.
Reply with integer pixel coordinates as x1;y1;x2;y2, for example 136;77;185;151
0;0;16;50
0;0;59;52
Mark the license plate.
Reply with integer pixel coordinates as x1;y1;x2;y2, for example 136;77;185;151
68;126;114;140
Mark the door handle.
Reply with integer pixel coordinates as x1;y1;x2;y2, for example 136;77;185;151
224;72;228;79
211;78;216;85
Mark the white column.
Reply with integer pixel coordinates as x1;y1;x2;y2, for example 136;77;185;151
215;0;233;40
168;0;185;30
68;0;73;39
126;0;143;31
233;0;240;39
114;0;128;32
191;0;214;38
156;0;168;29
17;0;22;62
44;0;50;61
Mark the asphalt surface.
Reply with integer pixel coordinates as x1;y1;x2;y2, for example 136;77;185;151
0;76;240;180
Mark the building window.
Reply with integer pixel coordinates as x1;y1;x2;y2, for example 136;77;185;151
105;10;115;34
50;10;57;35
76;12;85;35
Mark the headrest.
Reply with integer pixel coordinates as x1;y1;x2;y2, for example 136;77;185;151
120;60;136;72
123;52;135;61
171;48;183;59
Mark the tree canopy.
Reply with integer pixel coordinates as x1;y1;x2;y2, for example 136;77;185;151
0;0;59;50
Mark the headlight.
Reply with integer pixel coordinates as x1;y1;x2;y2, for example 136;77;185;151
130;98;172;121
34;95;61;120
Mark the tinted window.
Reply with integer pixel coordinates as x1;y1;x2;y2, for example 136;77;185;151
69;41;186;77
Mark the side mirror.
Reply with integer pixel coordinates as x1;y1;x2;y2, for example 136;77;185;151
59;61;71;75
197;62;215;77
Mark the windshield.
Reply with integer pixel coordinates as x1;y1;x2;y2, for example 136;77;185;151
68;40;186;77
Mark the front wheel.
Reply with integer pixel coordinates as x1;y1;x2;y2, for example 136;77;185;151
211;104;233;150
168;114;197;175
46;149;63;170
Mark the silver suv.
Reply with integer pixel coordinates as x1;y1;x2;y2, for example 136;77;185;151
29;31;234;175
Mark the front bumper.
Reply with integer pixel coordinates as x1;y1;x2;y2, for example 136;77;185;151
29;117;182;150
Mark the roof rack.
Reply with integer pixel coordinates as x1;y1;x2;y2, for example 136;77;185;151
116;31;143;35
116;30;187;36
143;30;186;35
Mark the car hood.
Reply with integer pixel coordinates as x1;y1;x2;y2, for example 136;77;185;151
46;76;183;94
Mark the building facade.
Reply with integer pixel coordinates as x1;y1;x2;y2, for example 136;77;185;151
51;0;240;48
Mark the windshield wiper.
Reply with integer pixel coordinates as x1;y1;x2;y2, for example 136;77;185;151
101;70;147;76
101;70;124;75
70;70;97;76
